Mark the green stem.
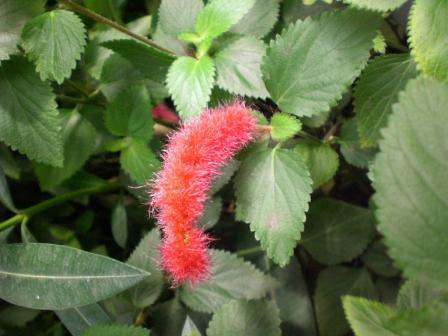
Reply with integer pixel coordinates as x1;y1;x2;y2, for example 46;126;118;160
236;245;264;257
57;0;174;55
0;182;121;231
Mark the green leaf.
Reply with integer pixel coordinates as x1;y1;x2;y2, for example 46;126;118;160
197;196;222;229
127;229;164;308
159;0;203;36
181;316;202;336
210;159;239;194
270;113;301;142
102;39;176;83
55;304;112;336
262;9;379;117
235;147;312;266
105;86;153;141
167;55;215;119
21;10;86;83
230;0;280;38
409;0;448;81
120;138;159;184
35;110;96;189
83;0;125;20
0;306;40;328
301;199;375;265
354;54;418;147
0;167;15;211
111;197;127;248
179;250;275;313
149;298;186;336
397;281;448;310
0;227;13;244
342;0;407;12
214;36;268;98
82;325;150;336
0;56;63;166
195;0;256;41
294;140;339;188
362;240;399;277
0;0;45;61
0;145;20;179
0;243;149;310
206;300;281;336
315;267;378;336
339;118;376;169
372;77;448;290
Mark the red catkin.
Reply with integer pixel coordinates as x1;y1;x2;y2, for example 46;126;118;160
151;101;256;285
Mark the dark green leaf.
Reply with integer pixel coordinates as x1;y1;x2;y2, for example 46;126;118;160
82;325;150;336
55;304;112;336
362;240;399;277
0;167;15;211
111;197;127;248
342;0;407;11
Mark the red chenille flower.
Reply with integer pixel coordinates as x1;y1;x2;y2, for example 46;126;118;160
151;101;256;285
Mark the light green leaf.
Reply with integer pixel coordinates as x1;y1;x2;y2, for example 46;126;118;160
179;250;275;313
127;229;164;308
102;39;176;83
0;0;45;61
210;159;239;194
197;196;222;229
214;36;268;98
315;266;378;336
0;56;62;166
35;110;96;189
301;199;375;265
397;281;448;310
55;304;112;336
342;0;407;11
270;113;301;142
354;54;418;147
0;243;149;310
159;0;203;36
0;167;15;211
262;9;379;117
181;316;202;336
372;78;448;290
105;86;153;141
82;325;150;336
362;240;399;277
21;10;86;83
206;300;281;336
294;140;339;188
409;0;448;81
235;147;312;266
167;55;215;119
231;0;280;38
111;197;127;248
0;145;20;179
195;0;255;40
120;139;159;184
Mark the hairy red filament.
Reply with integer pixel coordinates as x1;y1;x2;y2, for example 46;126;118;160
151;101;256;285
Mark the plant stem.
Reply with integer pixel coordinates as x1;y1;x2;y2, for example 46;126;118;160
57;0;175;55
236;245;264;257
0;182;121;231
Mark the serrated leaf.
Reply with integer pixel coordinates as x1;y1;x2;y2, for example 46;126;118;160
159;0;203;36
206;300;281;336
21;10;86;83
181;316;202;336
397;280;448;310
120;139;159;184
372;77;448;290
0;0;45;61
315;266;378;336
105;86;153;141
111;197;127;248
354;54;418;147
102;39;176;83
262;9;380;117
362;240;399;277
0;56;62;166
35;110;96;189
127;229;164;308
214;36;268;98
270;113;301;141
294;140;339;189
0;243;149;310
342;0;407;12
179;250;275;313
409;0;448;81
82;325;150;336
195;0;256;40
56;304;112;336
301;199;375;265
235;147;312;266
231;0;280;38
167;55;215;119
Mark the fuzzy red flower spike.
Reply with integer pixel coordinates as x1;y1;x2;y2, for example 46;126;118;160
151;101;257;285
